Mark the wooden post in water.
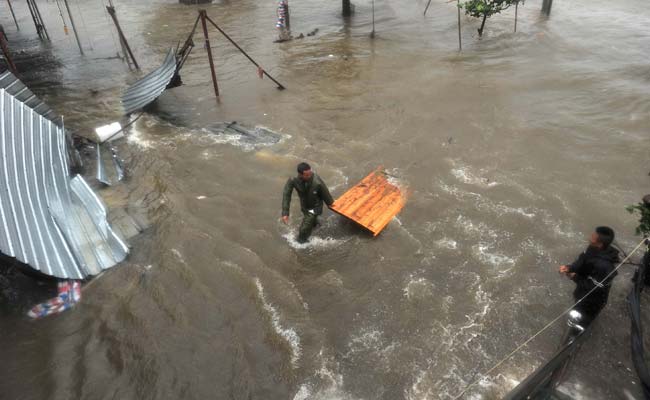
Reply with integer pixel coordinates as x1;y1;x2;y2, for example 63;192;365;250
284;0;291;30
457;0;462;51
62;0;84;55
514;1;518;32
200;10;220;98
342;0;352;16
542;0;552;15
370;0;375;37
7;0;19;30
106;5;140;69
0;30;17;73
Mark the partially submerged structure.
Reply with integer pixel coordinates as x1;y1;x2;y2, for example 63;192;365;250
0;72;129;279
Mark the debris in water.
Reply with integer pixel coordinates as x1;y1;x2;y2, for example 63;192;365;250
330;168;408;236
27;281;81;319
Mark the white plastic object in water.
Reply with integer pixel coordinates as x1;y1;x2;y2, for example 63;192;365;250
95;122;123;143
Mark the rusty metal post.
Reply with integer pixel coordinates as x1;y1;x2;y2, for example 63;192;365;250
62;0;84;55
200;10;220;98
0;30;17;73
7;0;19;30
106;6;140;70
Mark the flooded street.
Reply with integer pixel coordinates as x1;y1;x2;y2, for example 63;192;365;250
1;0;650;399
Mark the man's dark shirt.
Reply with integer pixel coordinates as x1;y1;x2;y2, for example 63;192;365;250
568;245;619;317
282;173;334;217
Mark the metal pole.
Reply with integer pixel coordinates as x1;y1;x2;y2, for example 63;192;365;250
30;0;50;40
200;10;220;98
7;0;19;30
0;30;17;73
106;6;140;69
62;0;84;54
205;15;286;90
542;0;552;15
514;2;518;32
26;0;42;39
371;0;375;37
457;0;462;51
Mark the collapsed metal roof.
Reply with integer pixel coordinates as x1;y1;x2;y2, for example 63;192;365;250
0;71;60;125
0;88;129;279
122;49;177;115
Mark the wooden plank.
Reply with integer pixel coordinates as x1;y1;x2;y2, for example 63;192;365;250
331;169;407;236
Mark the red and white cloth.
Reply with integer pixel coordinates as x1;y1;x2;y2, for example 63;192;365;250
27;280;81;319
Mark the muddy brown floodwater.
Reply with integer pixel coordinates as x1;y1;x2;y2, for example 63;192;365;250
1;0;650;399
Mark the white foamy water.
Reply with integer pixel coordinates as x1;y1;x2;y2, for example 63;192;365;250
451;167;499;188
282;229;348;250
254;278;302;368
403;277;435;300
127;125;154;149
473;244;516;269
293;352;361;400
435;238;459;250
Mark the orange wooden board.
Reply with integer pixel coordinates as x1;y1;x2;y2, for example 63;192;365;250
331;169;407;236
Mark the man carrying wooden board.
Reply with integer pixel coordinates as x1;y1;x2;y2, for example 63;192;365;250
281;164;407;243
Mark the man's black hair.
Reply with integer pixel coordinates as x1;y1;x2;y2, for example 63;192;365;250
297;162;311;174
596;226;615;248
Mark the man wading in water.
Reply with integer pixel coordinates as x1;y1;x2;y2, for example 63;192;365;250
559;226;620;327
282;162;334;243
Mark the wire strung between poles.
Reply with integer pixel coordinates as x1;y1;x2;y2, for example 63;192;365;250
452;237;649;400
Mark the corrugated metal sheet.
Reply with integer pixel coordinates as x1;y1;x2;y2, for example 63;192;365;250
0;71;60;125
122;49;177;115
0;88;129;279
0;71;83;171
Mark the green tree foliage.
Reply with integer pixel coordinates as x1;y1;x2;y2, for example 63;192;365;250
626;200;650;237
460;0;521;37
